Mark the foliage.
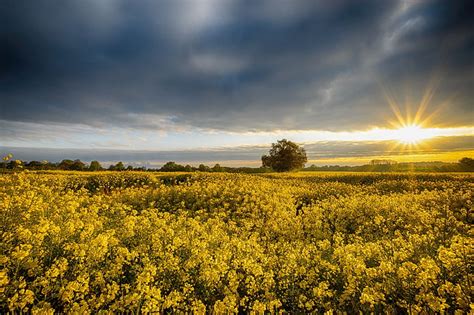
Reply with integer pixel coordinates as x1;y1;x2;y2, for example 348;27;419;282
305;158;474;172
198;164;211;172
459;157;474;171
262;139;308;172
1;171;472;313
160;161;187;172
2;152;473;173
89;161;103;171
109;162;125;171
58;159;86;171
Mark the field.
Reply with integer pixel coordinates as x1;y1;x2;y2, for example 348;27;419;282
1;171;472;313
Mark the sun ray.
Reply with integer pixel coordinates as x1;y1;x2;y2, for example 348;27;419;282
414;85;434;126
417;96;454;128
379;78;451;157
413;75;441;126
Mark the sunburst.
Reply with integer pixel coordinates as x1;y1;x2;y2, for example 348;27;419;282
395;124;431;145
381;79;448;155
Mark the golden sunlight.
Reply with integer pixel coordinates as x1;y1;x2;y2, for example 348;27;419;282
381;80;449;150
395;124;434;144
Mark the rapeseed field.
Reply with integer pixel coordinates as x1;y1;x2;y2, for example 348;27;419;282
1;171;472;313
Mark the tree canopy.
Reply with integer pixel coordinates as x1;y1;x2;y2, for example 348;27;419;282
160;161;187;172
109;161;125;171
459;157;474;171
261;139;307;172
89;160;103;171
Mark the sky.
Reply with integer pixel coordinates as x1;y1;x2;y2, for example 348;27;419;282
1;0;473;166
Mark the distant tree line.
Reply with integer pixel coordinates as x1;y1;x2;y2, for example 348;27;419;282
0;157;146;172
0;156;271;173
2;154;473;173
155;161;271;173
304;157;474;172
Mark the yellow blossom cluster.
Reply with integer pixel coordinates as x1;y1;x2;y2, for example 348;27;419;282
0;171;472;313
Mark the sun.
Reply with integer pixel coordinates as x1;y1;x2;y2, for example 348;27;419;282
383;83;444;146
395;124;427;144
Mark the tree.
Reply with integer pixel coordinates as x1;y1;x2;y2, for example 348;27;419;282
70;159;86;171
58;159;85;170
212;163;223;172
89;160;103;171
198;164;211;172
58;159;74;170
108;161;125;171
160;161;185;172
459;157;474;171
261;139;307;172
114;161;125;171
26;161;44;169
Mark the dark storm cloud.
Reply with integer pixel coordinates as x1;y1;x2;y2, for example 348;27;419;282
374;0;474;114
1;0;473;132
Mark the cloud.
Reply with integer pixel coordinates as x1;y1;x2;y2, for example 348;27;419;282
0;0;472;136
190;53;249;76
